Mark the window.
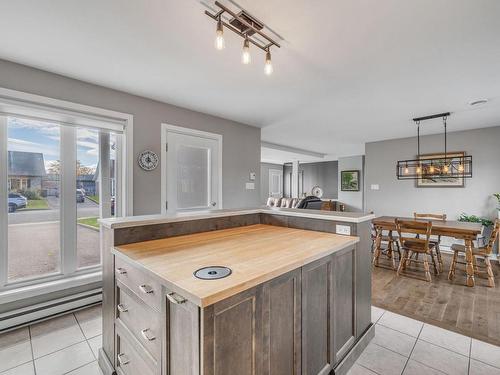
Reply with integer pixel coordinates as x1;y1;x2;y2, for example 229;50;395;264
0;89;132;298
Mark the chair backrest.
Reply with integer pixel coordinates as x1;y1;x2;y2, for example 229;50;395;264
485;219;500;254
414;212;447;221
396;219;433;251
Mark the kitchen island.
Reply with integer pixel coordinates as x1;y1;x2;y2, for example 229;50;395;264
99;208;375;375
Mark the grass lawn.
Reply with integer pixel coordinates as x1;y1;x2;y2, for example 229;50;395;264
23;199;49;210
77;217;99;229
88;195;99;204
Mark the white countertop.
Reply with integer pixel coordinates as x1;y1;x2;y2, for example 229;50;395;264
100;207;375;229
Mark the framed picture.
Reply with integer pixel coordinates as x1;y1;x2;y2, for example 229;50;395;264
416;151;465;188
341;170;360;191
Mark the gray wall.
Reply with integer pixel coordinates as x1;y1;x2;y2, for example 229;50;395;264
365;126;500;220
260;162;283;203
282;161;338;199
0;59;261;215
338;155;365;212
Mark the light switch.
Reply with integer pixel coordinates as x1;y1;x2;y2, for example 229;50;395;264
336;225;351;236
246;182;255;190
370;184;380;190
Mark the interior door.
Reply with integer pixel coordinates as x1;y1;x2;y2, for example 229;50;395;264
166;130;220;214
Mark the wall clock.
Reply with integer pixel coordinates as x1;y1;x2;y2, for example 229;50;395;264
138;150;159;171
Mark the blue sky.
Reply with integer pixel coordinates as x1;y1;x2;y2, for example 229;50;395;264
7;118;115;172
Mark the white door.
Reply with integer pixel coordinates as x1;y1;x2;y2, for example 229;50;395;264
269;169;283;198
163;126;221;214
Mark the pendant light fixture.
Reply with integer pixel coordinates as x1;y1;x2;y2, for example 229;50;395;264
242;37;251;64
396;112;473;180
215;16;225;50
205;1;280;75
264;49;273;75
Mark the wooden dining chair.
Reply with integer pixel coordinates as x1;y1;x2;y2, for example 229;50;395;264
396;219;435;282
414;213;447;273
371;223;401;269
448;219;499;287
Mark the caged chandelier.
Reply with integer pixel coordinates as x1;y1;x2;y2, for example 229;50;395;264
396;112;473;180
205;1;280;75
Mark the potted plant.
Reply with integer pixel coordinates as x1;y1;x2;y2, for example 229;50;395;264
458;213;494;247
494;193;500;219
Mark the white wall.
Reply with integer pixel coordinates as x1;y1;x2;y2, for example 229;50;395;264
338;155;365;212
0;59;262;215
365;126;500;220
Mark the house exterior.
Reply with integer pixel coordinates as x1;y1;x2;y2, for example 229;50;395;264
8;151;46;191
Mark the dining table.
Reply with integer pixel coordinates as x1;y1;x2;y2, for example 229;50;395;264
372;216;483;287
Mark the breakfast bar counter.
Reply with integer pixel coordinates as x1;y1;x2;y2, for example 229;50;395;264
99;208;374;375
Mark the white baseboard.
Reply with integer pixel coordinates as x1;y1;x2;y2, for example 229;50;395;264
0;288;102;331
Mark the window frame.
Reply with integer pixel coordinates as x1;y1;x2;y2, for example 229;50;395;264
0;87;133;299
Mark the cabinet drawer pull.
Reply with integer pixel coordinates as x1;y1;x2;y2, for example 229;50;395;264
140;328;156;341
117;353;130;366
115;267;127;275
139;284;154;294
117;304;128;313
166;292;186;305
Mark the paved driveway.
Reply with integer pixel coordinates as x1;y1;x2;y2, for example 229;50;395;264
8;221;100;280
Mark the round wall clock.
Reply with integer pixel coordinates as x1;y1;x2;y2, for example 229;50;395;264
138;150;159;171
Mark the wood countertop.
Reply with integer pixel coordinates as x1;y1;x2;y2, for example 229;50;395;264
113;224;359;307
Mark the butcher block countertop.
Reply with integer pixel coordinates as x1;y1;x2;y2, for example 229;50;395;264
113;224;359;307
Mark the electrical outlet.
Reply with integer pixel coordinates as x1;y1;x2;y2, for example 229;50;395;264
336;225;351;236
245;182;255;190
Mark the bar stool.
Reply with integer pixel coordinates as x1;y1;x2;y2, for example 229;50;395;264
448;219;499;287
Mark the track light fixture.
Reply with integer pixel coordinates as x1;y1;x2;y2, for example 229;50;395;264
205;1;280;75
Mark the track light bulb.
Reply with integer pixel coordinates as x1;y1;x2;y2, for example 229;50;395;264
242;38;251;64
443;164;449;174
416;165;422;174
215;19;225;50
458;163;464;172
429;165;435;174
264;50;273;75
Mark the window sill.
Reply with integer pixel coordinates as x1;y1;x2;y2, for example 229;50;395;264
0;271;102;304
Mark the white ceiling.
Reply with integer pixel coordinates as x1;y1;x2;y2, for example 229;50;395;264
1;0;499;160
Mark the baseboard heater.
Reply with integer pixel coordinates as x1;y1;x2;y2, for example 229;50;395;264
0;288;102;332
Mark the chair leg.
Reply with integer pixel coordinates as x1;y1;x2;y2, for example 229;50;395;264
485;257;495;288
448;250;458;280
423;254;432;282
435;244;444;273
397;250;408;276
430;251;439;275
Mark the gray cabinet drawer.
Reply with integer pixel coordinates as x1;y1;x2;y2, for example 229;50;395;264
116;323;156;375
115;256;162;311
117;284;161;361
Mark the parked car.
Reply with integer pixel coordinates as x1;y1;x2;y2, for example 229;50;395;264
76;189;85;203
8;193;28;212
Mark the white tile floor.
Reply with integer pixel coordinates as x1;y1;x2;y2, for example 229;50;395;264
349;306;500;375
1;304;499;374
0;305;103;375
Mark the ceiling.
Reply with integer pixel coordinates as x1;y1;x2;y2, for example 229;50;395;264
0;0;499;161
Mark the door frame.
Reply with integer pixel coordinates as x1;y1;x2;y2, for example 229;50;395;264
161;123;223;215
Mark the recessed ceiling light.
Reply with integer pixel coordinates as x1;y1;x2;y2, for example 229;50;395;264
469;99;488;106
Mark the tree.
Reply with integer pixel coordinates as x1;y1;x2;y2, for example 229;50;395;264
46;160;96;175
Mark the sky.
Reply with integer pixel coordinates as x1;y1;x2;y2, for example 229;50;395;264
7;117;116;173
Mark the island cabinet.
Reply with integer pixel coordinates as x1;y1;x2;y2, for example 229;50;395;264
101;223;374;375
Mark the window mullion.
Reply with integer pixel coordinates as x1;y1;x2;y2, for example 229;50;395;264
99;132;111;219
61;126;77;275
0;116;8;287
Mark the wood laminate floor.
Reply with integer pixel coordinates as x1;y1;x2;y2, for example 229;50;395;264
372;252;500;347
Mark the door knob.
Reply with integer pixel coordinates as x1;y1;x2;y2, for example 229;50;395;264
211;202;217;207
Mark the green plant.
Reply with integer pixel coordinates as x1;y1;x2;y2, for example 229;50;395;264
18;189;42;200
458;213;493;227
494;193;500;210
